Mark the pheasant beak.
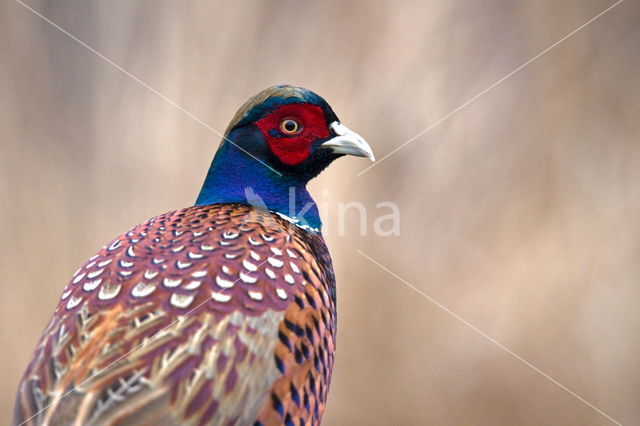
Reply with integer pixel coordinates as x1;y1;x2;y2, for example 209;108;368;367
320;122;375;161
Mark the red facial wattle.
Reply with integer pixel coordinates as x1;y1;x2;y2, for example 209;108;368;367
255;103;329;166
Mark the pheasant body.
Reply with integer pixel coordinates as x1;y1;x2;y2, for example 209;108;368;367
14;85;373;425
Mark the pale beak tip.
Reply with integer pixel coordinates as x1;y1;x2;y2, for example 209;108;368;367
325;121;375;162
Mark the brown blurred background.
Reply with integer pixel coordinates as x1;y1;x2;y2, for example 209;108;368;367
1;0;639;424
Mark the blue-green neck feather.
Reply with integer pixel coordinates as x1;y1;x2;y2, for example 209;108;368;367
195;128;322;232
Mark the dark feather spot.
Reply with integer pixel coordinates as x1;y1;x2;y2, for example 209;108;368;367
304;292;317;309
303;391;310;412
300;342;310;359
309;375;316;395
320;310;327;325
272;393;284;416
290;383;300;406
285;413;294;426
274;354;284;373
305;325;315;344
284;318;304;337
278;330;291;349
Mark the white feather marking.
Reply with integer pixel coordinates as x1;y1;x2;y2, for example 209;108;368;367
248;237;263;246
270;247;283;256
163;278;182;288
250;251;261;261
131;282;156;298
98;259;112;267
275;288;288;300
98;283;122;300
240;272;258;284
170;293;194;309
83;279;102;291
176;261;192;269
144;270;158;280
268;257;284;268
184;280;202;290
247;290;263;301
290;262;301;274
66;296;83;310
211;291;231;303
242;259;258;272
265;268;276;279
216;275;235;289
87;269;105;279
275;212;320;232
191;270;208;278
222;231;239;240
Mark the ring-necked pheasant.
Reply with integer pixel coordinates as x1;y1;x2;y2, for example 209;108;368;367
13;85;374;425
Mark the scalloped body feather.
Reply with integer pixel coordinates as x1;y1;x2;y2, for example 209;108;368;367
13;204;336;425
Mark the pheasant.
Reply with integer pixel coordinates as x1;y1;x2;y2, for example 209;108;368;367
13;85;374;426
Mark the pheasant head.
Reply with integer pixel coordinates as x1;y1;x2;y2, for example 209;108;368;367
196;85;374;232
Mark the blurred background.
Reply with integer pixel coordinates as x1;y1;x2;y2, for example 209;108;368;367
1;0;639;424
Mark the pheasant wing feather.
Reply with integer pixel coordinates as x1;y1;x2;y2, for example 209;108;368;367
14;204;336;425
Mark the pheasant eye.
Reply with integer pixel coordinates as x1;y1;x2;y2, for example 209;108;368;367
280;118;301;135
